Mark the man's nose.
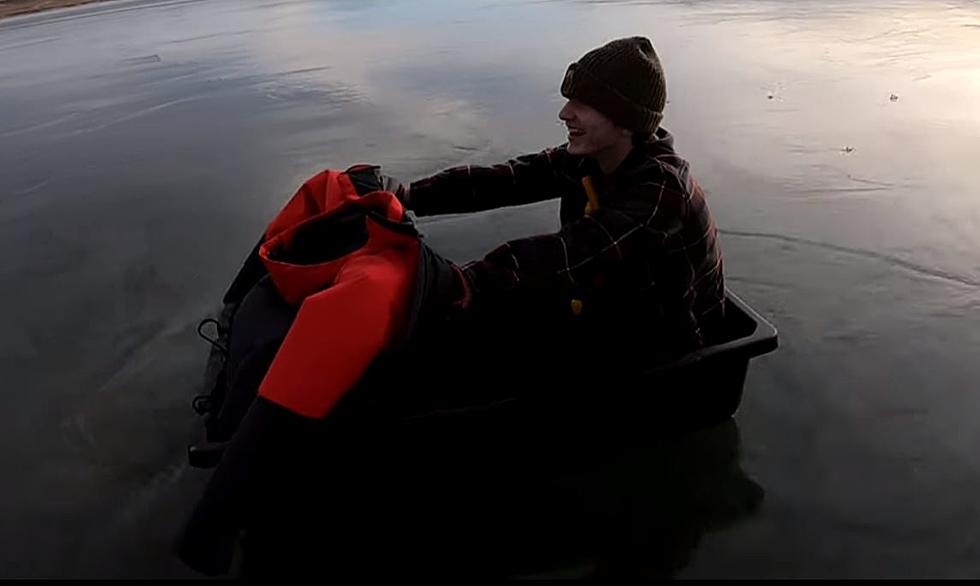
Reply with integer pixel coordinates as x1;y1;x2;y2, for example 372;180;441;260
558;101;574;122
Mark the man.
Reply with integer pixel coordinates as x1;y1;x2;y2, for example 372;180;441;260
178;36;729;578
407;36;725;366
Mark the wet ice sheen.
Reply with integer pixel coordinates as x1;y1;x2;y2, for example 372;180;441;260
1;0;979;578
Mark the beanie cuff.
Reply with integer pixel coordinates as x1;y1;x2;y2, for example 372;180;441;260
561;63;663;134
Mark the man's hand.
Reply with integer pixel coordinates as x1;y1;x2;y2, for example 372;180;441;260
345;164;409;205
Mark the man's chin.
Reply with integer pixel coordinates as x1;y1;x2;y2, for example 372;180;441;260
566;142;589;156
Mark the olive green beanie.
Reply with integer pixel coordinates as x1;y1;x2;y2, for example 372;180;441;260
560;36;667;133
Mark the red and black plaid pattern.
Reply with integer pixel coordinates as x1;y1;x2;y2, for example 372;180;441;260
409;128;724;353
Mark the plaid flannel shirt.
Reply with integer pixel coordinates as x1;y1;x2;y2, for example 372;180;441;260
409;128;725;356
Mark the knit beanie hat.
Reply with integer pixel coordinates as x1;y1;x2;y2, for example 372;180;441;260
560;36;667;134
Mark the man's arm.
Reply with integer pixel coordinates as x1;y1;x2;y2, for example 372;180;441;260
407;147;577;217
459;182;684;305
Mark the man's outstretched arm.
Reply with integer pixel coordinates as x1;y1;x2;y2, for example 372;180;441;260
408;146;577;216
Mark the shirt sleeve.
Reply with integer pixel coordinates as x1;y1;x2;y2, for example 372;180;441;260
408;147;573;216
460;181;684;304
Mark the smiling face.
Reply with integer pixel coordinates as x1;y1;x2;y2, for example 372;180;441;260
558;98;632;158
